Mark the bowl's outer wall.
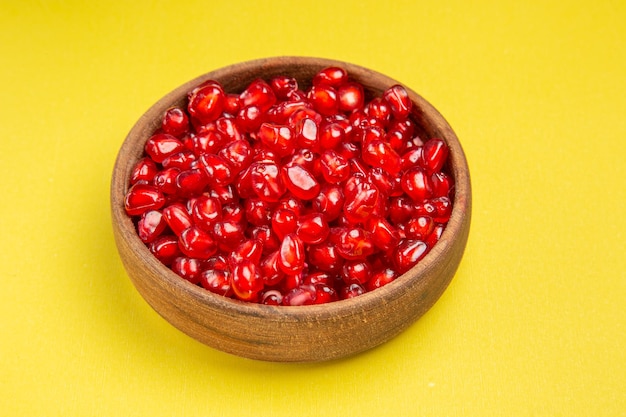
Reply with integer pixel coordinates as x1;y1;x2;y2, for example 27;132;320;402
111;57;471;362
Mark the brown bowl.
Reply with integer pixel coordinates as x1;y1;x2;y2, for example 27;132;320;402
111;56;471;362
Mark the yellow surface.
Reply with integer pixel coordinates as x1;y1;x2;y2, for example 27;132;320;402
1;1;624;415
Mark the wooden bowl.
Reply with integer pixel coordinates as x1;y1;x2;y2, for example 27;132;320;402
111;56;471;362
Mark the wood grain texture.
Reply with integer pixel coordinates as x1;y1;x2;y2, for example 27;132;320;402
110;56;471;362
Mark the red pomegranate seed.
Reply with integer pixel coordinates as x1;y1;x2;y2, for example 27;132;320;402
175;168;208;196
198;153;234;187
365;217;401;252
162;203;193;236
383;84;412;120
405;216;434;240
215;117;242;142
421;138;449;174
213;220;245;252
338;81;364;112
319;150;350;184
343;178;381;225
162;107;190;137
130;157;158;184
313;284;338;304
307;241;344;273
230;259;263;301
124;183;165;216
401;167;432;203
366;268;397;291
269;75;298;100
297;212;330;245
312;184;344;222
365;97;391;126
153;167;180;195
278;233;305;275
362;140;402;175
313;66;348;87
333;227;375;260
223;93;241;115
191;195;222;231
191;129;226;154
426;224;445;248
250;161;286;202
149;235;180;266
236;104;266;133
200;268;232;296
318;122;345;150
218;139;252;174
144;133;184;163
240;78;276;113
430;196;453;223
308;84;338;116
244;198;274;226
171;257;203;284
137;210;167;243
295;117;320;151
282;284;317;306
339;283;365;300
161;150;196;170
281;163;320;201
261;289;283;305
276;194;304;216
271;208;298;240
341;260;372;285
430;171;452;198
188;81;225;124
229;238;264;266
259;251;284;286
178;226;217;259
394;239;428;273
257;123;295;157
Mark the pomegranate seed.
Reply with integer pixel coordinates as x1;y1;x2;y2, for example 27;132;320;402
297;212;330;244
318;122;345;150
272;208;298;240
426;224;445;248
281;163;320;201
340;283;365;300
295;117;320;151
250;162;286;202
312;184;344;222
278;233;305;275
130;157;158;184
405;216;434;240
430;196;453;223
144;133;184;163
308;84;338;116
261;289;283;305
269;75;298;100
198;154;234;187
153;167;180;195
430;171;452;198
149;235;180;265
171;257;203;284
307;241;344;273
421;138;449;174
343;178;381;225
188;81;225;124
124;183;165;216
178;226;217;259
240;78;276;113
191;129;226;154
383;84;412;120
319;150;350;184
137;210;167;243
259;251;284;286
401;167;432;203
223;94;241;115
229;238;264;266
230;259;263;301
394;239;428;273
257;123;295;157
365;217;401;252
236;104;266;133
283;284;317;306
218;139;252;174
341;260;372;285
191;195;222;231
162;150;196;170
337;81;364;112
277;194;305;216
313;67;348;87
175;168;208;196
213;220;245;252
200;268;232;296
366;268;397;291
162;107;190;137
313;284;338;304
162;203;193;236
333;227;375;260
365;97;391;126
362;140;402;175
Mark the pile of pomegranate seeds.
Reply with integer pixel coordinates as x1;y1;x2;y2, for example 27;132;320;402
124;67;453;305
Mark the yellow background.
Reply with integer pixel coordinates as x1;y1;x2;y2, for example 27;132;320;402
1;1;624;415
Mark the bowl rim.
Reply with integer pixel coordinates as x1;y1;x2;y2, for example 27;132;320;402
111;55;471;324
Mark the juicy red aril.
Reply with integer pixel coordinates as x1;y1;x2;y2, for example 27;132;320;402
137;210;167;243
144;134;184;164
130;157;158;184
421;138;449;174
162;203;193;236
172;257;203;285
278;233;305;275
188;81;225;124
281;164;320;200
383;84;412;120
230;260;263;301
394;239;428;273
124;183;165;216
178;226;217;259
124;67;454;305
162;107;190;137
